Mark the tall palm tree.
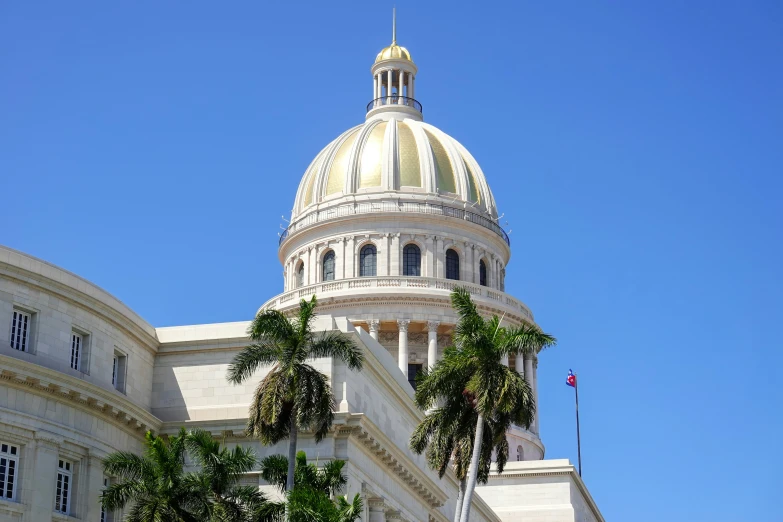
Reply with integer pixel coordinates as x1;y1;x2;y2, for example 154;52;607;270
226;296;364;515
184;429;269;521
411;379;502;522
100;429;203;522
256;451;363;522
416;288;555;522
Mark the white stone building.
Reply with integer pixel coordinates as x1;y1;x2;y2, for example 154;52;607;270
0;28;603;522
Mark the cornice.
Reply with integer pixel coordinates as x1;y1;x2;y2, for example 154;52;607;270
333;413;447;509
0;354;162;437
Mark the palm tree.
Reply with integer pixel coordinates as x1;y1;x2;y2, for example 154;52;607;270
184;429;269;521
226;296;364;516
411;377;500;522
415;288;555;522
100;429;203;522
257;451;363;522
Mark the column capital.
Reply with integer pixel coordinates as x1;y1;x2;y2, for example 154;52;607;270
367;497;387;511
397;319;410;332
368;320;381;333
426;320;440;332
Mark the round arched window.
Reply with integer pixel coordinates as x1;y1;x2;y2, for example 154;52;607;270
322;251;335;281
296;263;304;288
446;249;460;280
403;244;421;276
360;245;377;277
479;260;487;286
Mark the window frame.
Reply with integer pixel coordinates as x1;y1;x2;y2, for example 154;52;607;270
9;309;32;352
112;349;127;393
0;442;19;501
407;363;423;390
445;249;460;281
402;244;421;277
479;259;487;287
322;250;336;282
296;262;304;288
359;244;377;277
55;459;72;515
70;331;82;371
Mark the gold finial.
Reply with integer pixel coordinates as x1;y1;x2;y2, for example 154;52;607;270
392;6;397;45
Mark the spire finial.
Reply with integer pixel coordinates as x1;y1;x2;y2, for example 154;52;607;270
392;6;397;45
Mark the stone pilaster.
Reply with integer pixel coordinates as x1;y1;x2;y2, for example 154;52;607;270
30;432;60;522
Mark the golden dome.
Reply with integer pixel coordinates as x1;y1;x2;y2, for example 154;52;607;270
375;43;413;63
292;117;497;220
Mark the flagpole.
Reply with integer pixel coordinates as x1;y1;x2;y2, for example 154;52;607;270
575;372;582;477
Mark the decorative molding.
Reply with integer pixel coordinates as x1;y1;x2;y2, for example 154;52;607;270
0;356;161;438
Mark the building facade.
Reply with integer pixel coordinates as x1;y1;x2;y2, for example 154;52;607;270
0;28;603;522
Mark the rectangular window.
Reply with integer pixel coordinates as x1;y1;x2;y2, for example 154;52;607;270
70;332;82;370
112;350;127;393
101;477;113;522
408;363;423;390
55;459;72;515
10;310;31;352
0;443;19;500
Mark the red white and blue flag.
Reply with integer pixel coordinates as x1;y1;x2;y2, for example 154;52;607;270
566;369;576;388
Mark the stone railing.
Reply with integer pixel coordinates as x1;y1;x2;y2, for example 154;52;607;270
261;276;533;321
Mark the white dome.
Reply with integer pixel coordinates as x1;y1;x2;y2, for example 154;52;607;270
291;116;498;220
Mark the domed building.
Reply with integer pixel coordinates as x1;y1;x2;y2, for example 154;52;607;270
0;19;602;522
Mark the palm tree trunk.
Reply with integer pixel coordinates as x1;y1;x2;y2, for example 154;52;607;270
458;412;484;522
285;418;298;522
453;477;466;522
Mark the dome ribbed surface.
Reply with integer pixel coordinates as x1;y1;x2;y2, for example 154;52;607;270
291;117;497;220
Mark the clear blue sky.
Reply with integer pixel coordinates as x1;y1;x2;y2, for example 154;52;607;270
1;2;781;520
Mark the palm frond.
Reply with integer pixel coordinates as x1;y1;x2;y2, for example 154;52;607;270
227;341;284;384
308;331;363;371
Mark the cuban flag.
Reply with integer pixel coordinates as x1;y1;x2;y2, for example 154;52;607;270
566;369;576;388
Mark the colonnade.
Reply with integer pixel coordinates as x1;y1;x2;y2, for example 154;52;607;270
373;68;415;101
366;318;539;434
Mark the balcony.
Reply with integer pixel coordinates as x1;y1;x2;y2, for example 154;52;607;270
261;275;533;322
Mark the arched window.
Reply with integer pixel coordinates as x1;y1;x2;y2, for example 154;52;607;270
479;260;487;286
403;244;421;276
322;251;335;281
516;445;524;461
446;249;460;280
360;244;377;277
296;263;304;288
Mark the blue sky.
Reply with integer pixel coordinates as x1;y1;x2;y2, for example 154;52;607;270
1;2;781;520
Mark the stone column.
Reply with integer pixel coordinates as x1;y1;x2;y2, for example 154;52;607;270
501;354;509;367
524;354;536;432
397;319;410;378
427;321;440;370
368;499;386;522
374;74;378;101
85;454;105;522
368;320;380;341
410;74;414;99
390;233;400;275
30;433;59;522
464;242;473;283
435;237;444;278
398;70;405;103
305;248;312;286
340;237;347;279
346;236;355;278
515;351;525;377
387;70;393;100
424;235;435;277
